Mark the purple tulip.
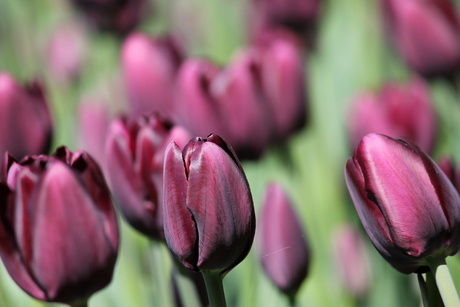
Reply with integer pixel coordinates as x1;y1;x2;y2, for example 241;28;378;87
348;79;436;154
105;113;192;239
70;0;150;35
163;134;255;274
0;147;119;304
382;0;460;78
0;73;53;160
259;182;310;297
345;133;460;274
121;32;183;116
331;224;371;299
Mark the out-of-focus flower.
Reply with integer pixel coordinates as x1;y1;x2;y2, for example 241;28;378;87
331;224;372;299
259;182;310;297
46;21;87;83
70;0;150;35
121;32;184;116
438;156;460;195
77;98;110;167
105;113;191;239
0;147;119;304
163;134;255;274
348;79;436;154
382;0;460;78
0;73;53;160
345;133;460;274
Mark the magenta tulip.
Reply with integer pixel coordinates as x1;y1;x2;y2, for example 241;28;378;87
259;182;310;297
0;147;119;304
382;0;460;78
0;73;53;160
348;79;436;154
163;134;255;274
105;113;192;239
345;133;460;274
121;32;183;116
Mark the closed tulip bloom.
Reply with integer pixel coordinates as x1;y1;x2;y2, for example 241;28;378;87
105;113;191;239
0;73;53;160
163;134;255;274
345;133;460;274
348;79;436;154
0;147;119;304
121;33;183;116
382;0;460;78
259;182;310;297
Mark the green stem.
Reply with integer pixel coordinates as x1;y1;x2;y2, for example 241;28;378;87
173;267;203;307
426;270;444;307
429;260;460;307
71;299;88;307
418;273;429;307
202;271;227;307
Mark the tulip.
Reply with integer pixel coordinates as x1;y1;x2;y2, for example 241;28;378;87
70;0;150;35
259;182;310;298
105;113;191;239
438;156;460;195
381;0;460;78
345;133;460;274
331;224;371;299
163;134;255;274
121;32;183;116
0;147;119;305
0;73;53;160
348;79;436;154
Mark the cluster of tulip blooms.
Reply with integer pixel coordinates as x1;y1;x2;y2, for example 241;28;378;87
2;0;460;306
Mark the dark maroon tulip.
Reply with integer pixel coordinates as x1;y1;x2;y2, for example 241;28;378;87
331;224;371;299
345;133;460;274
70;0;150;35
121;32;184;116
0;147;119;304
382;0;460;78
105;113;191;239
0;73;53;160
348;79;436;154
259;182;310;297
438;156;460;195
163;134;255;274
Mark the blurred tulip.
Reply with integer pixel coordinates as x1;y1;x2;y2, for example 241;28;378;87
70;0;150;35
382;0;460;78
77;98;110;167
345;133;460;274
163;134;255;274
46;21;87;83
0;147;119;304
259;182;310;298
105;113;191;239
438;156;460;195
332;224;371;299
348;79;436;154
121;32;184;116
0;73;53;160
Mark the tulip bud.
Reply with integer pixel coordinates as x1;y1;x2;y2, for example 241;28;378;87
121;32;183;116
345;133;460;274
0;147;119;304
0;73;53;160
348;79;436;154
331;224;372;299
437;156;460;195
382;0;460;78
259;182;310;297
163;134;255;274
105;113;192;239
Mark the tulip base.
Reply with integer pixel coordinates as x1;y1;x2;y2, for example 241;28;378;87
202;271;227;307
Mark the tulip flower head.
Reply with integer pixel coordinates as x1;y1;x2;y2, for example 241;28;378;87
163;134;255;275
345;133;460;274
0;147;119;305
437;156;460;196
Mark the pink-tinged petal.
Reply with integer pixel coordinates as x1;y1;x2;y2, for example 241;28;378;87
186;140;254;272
163;142;197;270
30;161;117;303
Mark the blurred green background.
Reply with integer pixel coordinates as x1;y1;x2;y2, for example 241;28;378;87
1;0;460;306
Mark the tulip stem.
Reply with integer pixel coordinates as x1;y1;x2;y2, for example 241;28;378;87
202;271;227;307
71;300;88;307
429;261;460;307
417;274;429;307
